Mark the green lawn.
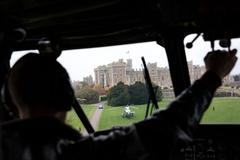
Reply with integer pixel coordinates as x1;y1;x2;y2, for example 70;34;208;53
66;97;240;132
201;97;240;124
98;97;240;130
66;104;96;132
98;99;171;130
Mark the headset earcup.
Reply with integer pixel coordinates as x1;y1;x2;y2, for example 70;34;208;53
1;83;19;118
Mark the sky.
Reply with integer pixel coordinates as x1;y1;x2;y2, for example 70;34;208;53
11;34;240;81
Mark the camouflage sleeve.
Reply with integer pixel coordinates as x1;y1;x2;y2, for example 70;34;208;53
62;125;150;160
134;71;222;158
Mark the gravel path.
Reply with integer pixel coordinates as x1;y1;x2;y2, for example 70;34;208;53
82;105;103;135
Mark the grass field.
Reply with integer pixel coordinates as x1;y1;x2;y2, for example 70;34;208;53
98;99;171;130
66;97;240;131
66;104;96;131
98;97;240;130
201;97;240;124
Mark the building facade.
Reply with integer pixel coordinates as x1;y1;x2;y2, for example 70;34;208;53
94;65;107;88
94;59;233;88
107;59;127;87
83;75;94;86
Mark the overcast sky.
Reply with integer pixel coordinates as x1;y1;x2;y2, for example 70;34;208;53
11;34;240;81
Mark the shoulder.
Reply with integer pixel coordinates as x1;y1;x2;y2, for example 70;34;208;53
0;117;82;141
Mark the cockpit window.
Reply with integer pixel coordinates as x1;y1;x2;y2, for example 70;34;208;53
184;34;240;124
11;50;39;67
58;42;173;133
11;42;173;133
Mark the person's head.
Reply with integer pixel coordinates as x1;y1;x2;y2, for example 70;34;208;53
7;53;74;121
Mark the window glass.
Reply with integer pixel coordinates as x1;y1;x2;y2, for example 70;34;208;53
59;42;173;133
11;50;39;67
184;34;240;124
11;42;173;134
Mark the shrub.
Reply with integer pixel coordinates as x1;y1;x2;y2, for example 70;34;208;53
75;86;99;104
107;82;130;106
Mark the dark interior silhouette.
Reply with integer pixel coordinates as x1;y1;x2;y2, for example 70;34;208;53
0;0;240;159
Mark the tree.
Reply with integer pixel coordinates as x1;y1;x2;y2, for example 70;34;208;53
93;84;107;95
75;86;99;104
107;82;130;106
155;86;163;101
129;82;148;105
152;84;163;102
107;81;163;106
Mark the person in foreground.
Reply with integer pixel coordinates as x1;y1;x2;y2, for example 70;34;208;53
0;50;237;160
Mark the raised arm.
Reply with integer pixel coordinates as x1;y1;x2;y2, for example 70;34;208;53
64;50;237;160
164;50;238;131
135;50;238;158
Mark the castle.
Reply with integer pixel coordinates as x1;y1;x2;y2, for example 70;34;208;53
93;59;233;88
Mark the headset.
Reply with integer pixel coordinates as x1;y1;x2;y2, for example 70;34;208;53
1;77;19;119
0;37;63;120
0;28;27;120
0;37;94;133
